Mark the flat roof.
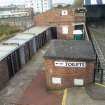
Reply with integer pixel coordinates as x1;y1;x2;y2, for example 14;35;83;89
0;45;18;61
23;26;50;36
3;33;34;46
0;51;10;61
44;40;96;61
14;33;35;40
3;39;27;46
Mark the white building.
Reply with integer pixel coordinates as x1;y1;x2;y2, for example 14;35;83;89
25;0;34;8
34;0;52;13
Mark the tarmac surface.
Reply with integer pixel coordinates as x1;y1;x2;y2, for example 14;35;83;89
18;71;62;105
66;86;105;105
86;84;105;100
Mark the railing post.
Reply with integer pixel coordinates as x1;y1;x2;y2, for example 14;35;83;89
100;68;103;83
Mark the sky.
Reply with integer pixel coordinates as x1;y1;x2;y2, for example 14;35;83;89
0;0;74;6
0;0;25;6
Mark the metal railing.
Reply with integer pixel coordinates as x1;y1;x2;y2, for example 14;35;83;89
86;26;104;83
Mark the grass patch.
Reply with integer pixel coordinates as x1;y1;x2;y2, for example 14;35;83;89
0;24;21;41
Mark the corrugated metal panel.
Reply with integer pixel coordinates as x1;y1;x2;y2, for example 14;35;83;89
46;30;52;41
0;45;18;61
2;33;36;65
19;47;26;65
33;38;37;53
35;36;40;51
0;45;21;78
84;0;105;5
0;59;9;89
13;33;36;58
23;26;51;51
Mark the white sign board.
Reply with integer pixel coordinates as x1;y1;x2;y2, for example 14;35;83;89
61;10;68;16
62;26;69;34
74;79;84;86
54;61;86;68
52;77;61;84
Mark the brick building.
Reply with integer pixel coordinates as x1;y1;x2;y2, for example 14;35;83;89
44;40;96;89
34;7;86;39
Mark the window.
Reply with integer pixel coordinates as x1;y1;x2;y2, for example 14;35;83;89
62;25;69;34
61;10;68;16
52;77;61;84
74;79;84;86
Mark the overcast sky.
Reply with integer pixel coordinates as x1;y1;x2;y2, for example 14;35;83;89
0;0;74;6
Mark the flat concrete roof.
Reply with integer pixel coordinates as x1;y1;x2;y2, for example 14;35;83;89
23;26;50;36
0;44;18;61
44;40;96;61
14;33;35;40
3;33;34;46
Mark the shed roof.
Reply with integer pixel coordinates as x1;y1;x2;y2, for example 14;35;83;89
14;33;35;40
0;45;18;61
84;0;105;6
23;26;50;35
3;33;34;46
44;40;96;61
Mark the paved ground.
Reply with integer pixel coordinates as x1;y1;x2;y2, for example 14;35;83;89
86;84;105;100
66;86;105;105
18;71;62;105
0;43;50;105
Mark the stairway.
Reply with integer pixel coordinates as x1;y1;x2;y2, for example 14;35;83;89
89;28;105;83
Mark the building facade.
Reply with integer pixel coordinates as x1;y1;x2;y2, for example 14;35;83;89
44;40;96;89
34;0;52;13
34;7;86;40
0;7;33;29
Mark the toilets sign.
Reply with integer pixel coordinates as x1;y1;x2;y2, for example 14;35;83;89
54;61;86;68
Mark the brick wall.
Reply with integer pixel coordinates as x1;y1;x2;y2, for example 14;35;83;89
44;58;95;89
34;8;86;40
0;59;9;89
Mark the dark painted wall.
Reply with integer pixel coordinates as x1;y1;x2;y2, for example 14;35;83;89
84;5;105;21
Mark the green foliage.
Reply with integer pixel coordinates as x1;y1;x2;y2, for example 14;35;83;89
0;25;21;41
